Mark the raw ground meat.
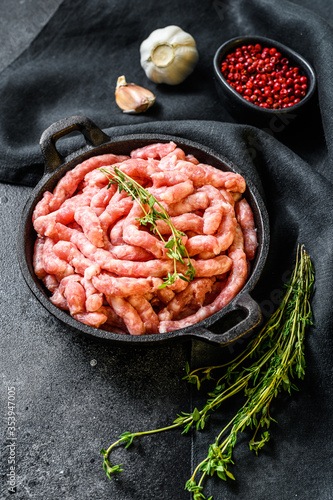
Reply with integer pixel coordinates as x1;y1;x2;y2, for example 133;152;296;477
32;142;258;335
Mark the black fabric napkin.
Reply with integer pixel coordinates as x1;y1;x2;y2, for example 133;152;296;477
1;0;333;498
1;0;331;187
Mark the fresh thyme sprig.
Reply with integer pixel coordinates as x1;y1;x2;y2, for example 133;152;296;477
100;245;314;500
99;166;195;287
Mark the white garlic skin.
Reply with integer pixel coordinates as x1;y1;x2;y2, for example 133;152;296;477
140;25;199;85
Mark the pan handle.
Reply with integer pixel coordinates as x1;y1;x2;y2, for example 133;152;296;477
39;115;110;173
188;293;261;346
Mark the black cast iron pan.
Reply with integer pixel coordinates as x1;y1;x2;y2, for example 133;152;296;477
18;115;270;346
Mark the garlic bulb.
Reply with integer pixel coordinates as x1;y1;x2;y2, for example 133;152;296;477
140;25;199;85
115;75;155;114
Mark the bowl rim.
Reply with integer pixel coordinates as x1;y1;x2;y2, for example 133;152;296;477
213;35;316;115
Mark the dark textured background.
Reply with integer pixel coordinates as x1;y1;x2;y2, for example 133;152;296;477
0;1;332;499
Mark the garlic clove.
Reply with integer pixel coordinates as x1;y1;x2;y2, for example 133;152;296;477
115;75;155;114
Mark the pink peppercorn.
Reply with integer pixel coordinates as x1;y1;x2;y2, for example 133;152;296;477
220;43;308;109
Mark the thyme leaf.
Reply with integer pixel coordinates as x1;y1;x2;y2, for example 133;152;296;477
99;167;195;287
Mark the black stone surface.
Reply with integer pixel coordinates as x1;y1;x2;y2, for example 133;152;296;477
1;1;333;500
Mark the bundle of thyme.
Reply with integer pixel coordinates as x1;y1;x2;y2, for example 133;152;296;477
99;166;195;287
101;246;314;499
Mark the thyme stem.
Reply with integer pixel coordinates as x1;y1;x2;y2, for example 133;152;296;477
101;245;314;500
99;166;195;286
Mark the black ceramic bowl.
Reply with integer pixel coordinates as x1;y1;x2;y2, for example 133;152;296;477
213;36;316;126
18;115;270;347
